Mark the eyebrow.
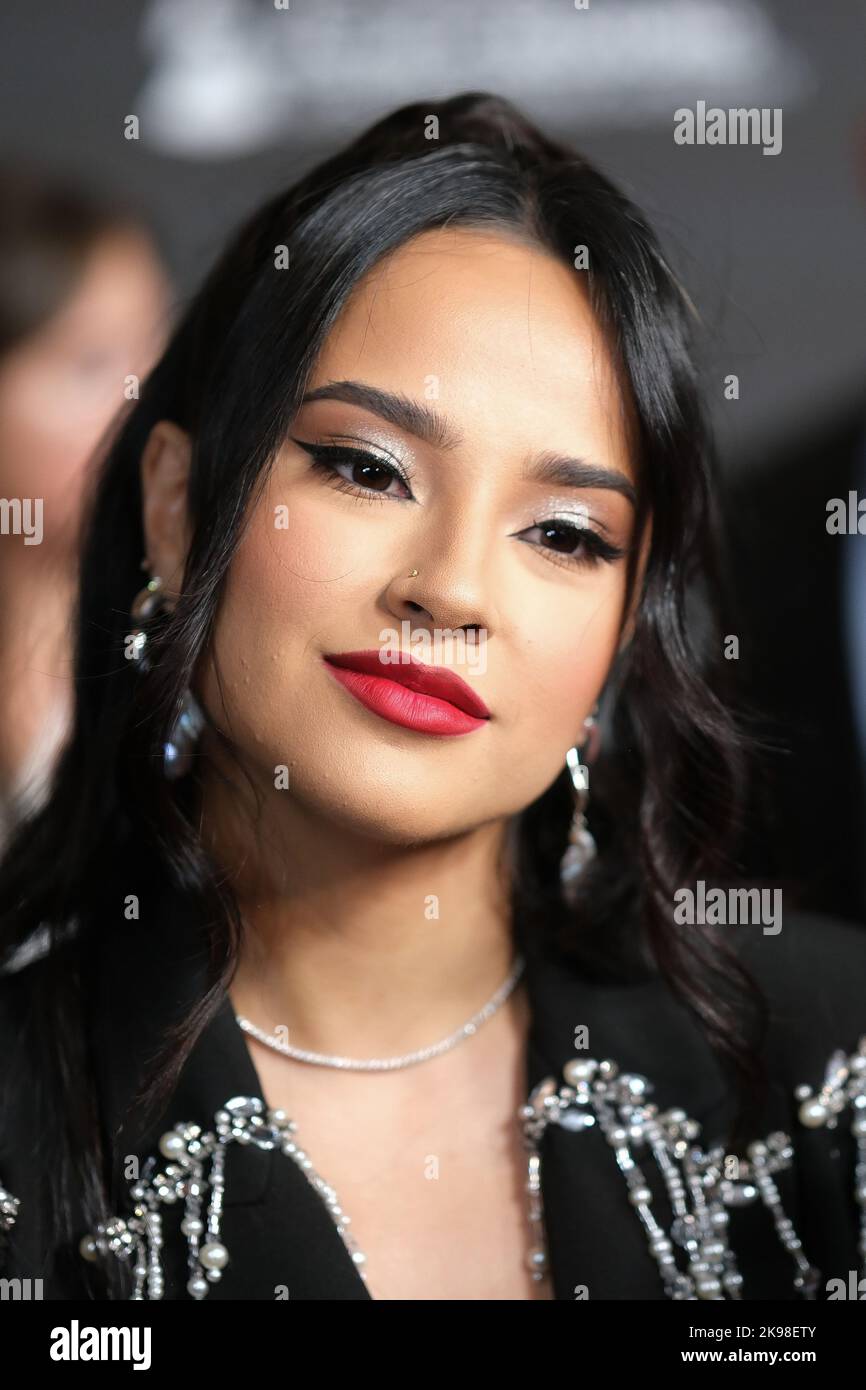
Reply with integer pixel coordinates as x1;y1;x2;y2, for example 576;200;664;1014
525;453;636;506
300;379;636;506
301;380;463;452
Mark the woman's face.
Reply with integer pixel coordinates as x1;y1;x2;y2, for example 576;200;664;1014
0;230;169;552
199;227;643;844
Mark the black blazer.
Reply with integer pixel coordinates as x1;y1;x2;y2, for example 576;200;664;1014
1;886;865;1301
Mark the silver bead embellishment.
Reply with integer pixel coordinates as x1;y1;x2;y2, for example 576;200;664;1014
2;1035;854;1300
77;1096;371;1299
793;1033;866;1277
0;1183;19;1236
519;1040;866;1301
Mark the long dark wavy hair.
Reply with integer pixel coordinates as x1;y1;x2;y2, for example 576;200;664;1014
0;92;768;1295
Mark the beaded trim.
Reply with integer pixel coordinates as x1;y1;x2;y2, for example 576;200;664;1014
0;1183;18;1240
1;1038;864;1298
520;1034;866;1300
80;1097;370;1300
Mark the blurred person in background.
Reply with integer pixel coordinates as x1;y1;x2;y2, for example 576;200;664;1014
0;167;171;842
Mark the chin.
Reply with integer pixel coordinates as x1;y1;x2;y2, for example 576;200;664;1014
316;791;461;847
295;775;487;848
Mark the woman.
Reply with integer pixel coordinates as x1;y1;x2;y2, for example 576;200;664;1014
0;93;863;1302
0;166;170;847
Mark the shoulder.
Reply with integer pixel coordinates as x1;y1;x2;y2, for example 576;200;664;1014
731;908;866;1087
724;910;866;1294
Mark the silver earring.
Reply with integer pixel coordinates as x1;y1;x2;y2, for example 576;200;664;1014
560;708;599;903
127;574;205;780
162;689;206;780
128;575;165;669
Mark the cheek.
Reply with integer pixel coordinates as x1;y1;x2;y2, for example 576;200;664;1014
201;490;381;731
511;571;627;746
240;472;400;598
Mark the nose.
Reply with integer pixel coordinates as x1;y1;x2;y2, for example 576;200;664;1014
384;545;498;645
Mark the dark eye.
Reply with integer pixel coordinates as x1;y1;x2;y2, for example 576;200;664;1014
344;457;398;492
292;439;413;500
518;517;625;569
536;521;583;553
325;449;411;498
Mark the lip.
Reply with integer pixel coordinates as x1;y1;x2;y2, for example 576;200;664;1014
323;649;490;736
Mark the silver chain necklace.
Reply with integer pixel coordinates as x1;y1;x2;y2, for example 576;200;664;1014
235;952;526;1071
232;950;550;1295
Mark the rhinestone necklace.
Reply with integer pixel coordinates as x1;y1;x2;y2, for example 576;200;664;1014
232;950;551;1293
235;952;526;1071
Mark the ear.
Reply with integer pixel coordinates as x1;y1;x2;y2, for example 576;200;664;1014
141;420;192;602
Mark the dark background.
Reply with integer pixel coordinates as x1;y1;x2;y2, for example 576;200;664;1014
2;0;864;469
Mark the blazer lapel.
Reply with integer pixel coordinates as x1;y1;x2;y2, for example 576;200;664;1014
86;887;806;1301
87;884;372;1300
520;930;806;1300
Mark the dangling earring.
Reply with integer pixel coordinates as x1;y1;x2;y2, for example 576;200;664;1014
127;571;205;780
128;574;165;669
560;706;599;904
162;690;206;780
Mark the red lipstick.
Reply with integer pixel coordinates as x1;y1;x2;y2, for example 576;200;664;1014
323;649;490;736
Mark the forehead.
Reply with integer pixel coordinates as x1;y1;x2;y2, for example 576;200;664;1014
308;226;635;471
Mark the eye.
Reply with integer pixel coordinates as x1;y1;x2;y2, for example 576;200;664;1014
517;517;625;570
291;439;413;501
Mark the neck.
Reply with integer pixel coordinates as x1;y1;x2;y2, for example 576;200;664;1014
199;759;519;1060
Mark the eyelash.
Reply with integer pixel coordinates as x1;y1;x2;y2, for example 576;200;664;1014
301;442;415;501
293;440;626;571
